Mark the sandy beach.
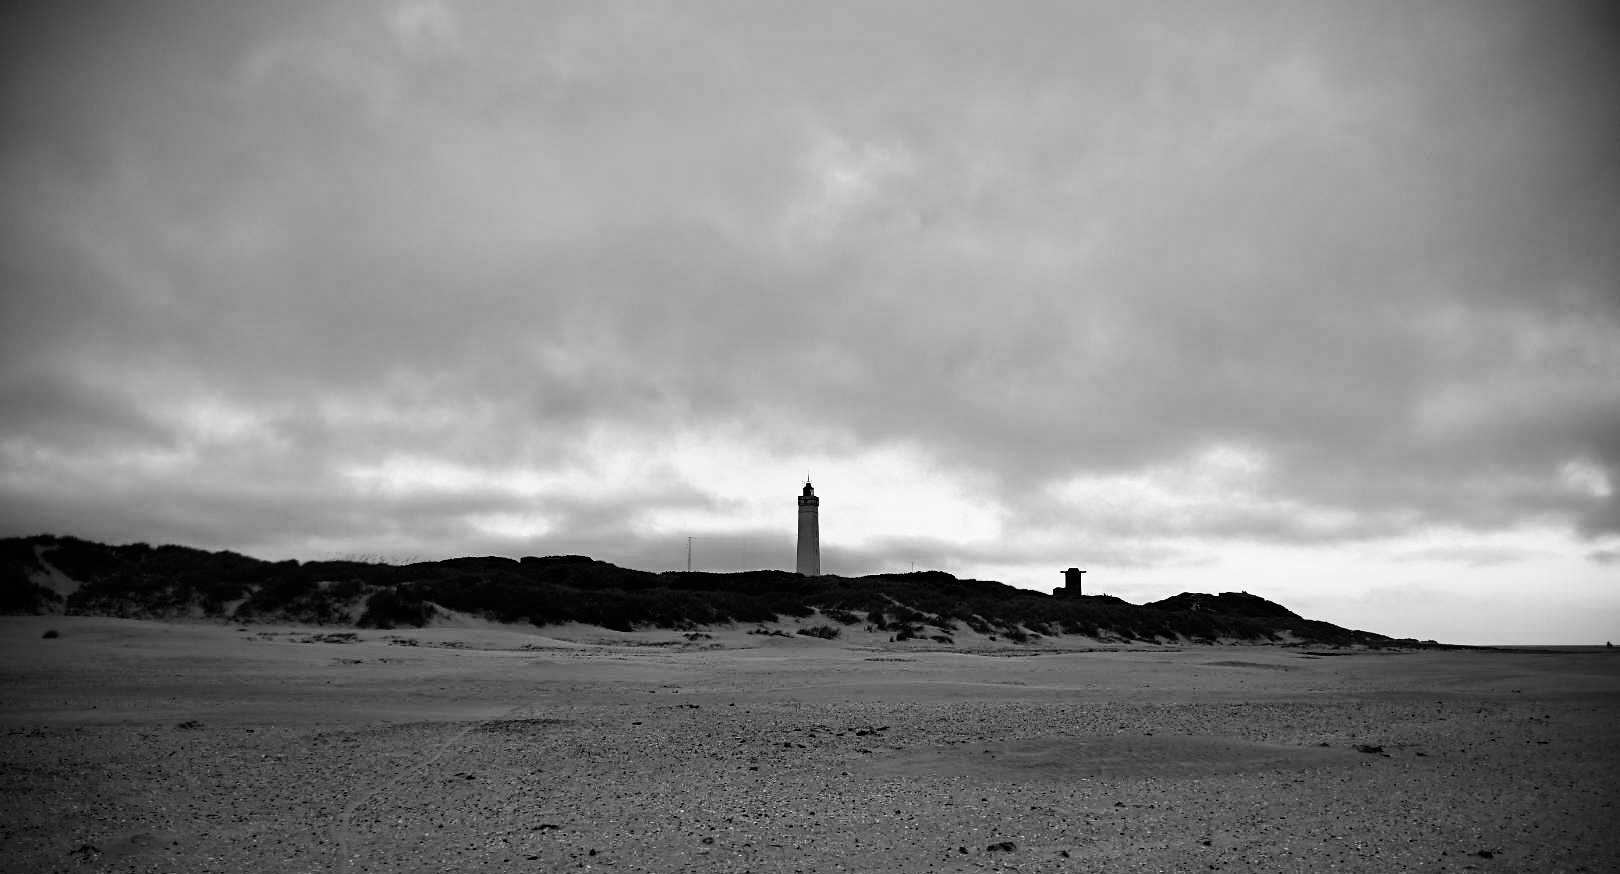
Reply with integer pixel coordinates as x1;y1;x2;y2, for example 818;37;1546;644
2;616;1617;873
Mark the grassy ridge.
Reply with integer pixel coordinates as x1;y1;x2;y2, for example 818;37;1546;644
2;534;1394;646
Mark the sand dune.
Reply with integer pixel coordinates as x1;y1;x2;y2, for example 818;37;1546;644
3;616;1617;872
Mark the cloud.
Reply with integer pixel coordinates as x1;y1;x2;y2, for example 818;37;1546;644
1392;545;1549;568
1;0;1617;601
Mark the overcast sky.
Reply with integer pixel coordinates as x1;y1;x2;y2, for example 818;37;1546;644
3;1;1616;644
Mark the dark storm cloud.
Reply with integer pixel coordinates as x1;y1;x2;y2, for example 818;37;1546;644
1;0;1617;569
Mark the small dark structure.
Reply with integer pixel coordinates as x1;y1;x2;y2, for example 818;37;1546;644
1054;567;1085;597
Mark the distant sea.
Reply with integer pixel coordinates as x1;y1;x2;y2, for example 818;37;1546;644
1488;645;1616;653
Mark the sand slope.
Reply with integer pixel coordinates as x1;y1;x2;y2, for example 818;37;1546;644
2;617;1617;873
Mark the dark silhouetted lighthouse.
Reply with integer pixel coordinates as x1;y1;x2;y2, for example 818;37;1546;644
796;481;820;575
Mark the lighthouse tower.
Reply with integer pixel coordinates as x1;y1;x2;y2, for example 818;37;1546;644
796;481;820;576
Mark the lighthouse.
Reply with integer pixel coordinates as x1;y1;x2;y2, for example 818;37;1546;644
796;481;820;576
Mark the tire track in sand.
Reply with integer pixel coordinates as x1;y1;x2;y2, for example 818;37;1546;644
332;700;541;870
